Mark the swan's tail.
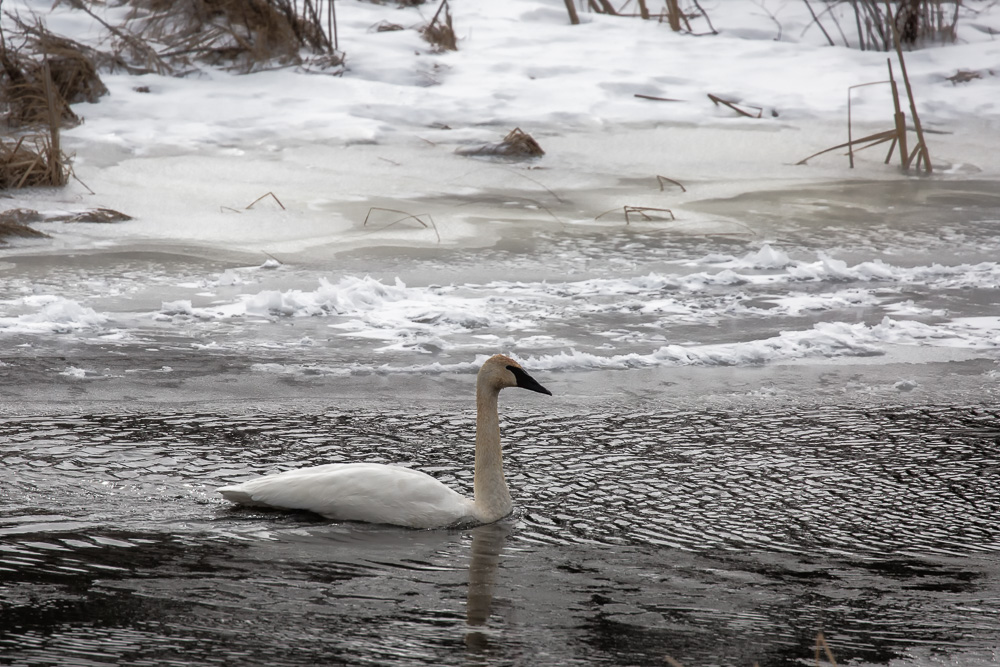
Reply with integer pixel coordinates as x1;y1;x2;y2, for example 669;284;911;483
218;485;269;507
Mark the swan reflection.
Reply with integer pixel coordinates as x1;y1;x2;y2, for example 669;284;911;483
465;521;512;650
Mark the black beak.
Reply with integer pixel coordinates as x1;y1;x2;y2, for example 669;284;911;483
507;365;552;396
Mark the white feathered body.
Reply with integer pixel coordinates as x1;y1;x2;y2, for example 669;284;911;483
217;354;551;528
217;463;477;529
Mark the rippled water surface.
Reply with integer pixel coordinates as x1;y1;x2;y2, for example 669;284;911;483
3;178;999;665
2;405;999;666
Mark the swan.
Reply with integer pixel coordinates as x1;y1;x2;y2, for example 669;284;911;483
217;354;551;528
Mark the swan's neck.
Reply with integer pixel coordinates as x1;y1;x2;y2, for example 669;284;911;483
473;384;512;523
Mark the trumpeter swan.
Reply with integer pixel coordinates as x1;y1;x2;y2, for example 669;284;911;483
217;354;551;528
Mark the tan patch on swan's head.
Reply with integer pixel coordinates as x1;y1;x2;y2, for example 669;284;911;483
478;354;521;389
487;353;520;369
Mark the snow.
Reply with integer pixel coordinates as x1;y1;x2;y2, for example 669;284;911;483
0;296;107;334
33;252;977;371
1;0;997;253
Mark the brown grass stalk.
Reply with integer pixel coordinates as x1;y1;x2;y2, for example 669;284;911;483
246;191;286;210
0;208;49;241
886;1;932;172
796;129;897;165
364;207;440;242
664;0;682;31
596;206;675;225
847;78;891;167
708;93;762;118
656;175;686;192
456;128;544;158
800;54;929;172
123;0;343;74
0;61;71;190
635;93;682;102
815;631;839;665
562;0;581;25
422;0;457;51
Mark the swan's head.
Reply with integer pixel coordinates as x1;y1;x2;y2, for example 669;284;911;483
480;354;552;396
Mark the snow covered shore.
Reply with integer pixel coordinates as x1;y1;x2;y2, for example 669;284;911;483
2;0;998;255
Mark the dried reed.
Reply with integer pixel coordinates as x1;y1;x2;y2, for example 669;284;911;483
3;16;108;104
422;0;457;51
563;0;580;25
123;0;342;74
663;0;684;31
595;206;675;225
370;21;405;33
797;53;931;173
0;206;131;242
804;0;961;50
656;175;686;192
635;93;682;102
246;191;286;210
58;0;167;75
624;205;675;224
456;128;544;158
1;16;108;128
0;60;71;189
58;208;132;223
946;70;981;84
364;206;440;242
708;93;762;119
815;631;839;666
0;207;48;242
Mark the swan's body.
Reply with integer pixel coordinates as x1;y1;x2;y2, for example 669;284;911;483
217;462;476;528
217;355;551;528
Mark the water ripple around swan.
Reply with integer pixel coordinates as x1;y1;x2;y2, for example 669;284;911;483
1;406;998;666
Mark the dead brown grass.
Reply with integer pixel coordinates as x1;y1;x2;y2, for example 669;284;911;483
0;207;48;242
6;1;344;80
0;1;345;192
0;221;49;242
708;93;762;119
946;69;983;84
663;0;685;31
246;191;286;210
58;208;132;223
656;175;686;192
594;205;675;225
0;17;86;191
0;135;68;189
456;128;545;158
0;54;71;190
0;206;132;242
371;21;405;33
1;16;108;128
563;0;715;33
623;205;675;224
122;0;342;74
797;51;931;173
422;0;457;51
364;206;440;242
805;0;962;50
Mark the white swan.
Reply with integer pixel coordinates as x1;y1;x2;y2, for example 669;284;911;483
217;354;551;528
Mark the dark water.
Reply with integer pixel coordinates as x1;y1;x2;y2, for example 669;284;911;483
2;405;999;666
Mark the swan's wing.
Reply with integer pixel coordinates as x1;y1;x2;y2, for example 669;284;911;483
218;463;476;529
